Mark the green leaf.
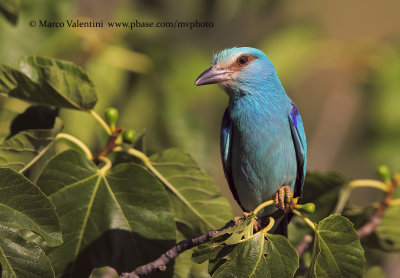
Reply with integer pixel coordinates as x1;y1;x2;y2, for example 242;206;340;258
0;118;62;172
0;56;97;110
308;215;365;278
89;266;118;278
0;0;19;25
150;148;233;237
37;150;176;277
0;225;55;278
196;232;298;278
290;172;346;246
0;168;62;246
0;168;62;277
375;203;400;251
300;172;346;223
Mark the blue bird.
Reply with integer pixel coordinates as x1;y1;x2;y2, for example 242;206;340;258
195;47;307;235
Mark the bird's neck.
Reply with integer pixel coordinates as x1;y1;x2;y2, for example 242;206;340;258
226;74;291;121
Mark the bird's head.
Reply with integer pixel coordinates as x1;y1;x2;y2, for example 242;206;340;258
195;47;277;94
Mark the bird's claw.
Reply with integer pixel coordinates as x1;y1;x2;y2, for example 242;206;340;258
274;185;291;210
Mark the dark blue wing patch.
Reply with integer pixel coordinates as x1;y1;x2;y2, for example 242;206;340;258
290;102;299;127
220;109;244;210
288;102;307;198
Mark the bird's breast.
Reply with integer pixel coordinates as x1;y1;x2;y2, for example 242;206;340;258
229;105;297;212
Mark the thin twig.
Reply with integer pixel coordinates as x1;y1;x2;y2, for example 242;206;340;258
119;221;235;278
357;177;398;239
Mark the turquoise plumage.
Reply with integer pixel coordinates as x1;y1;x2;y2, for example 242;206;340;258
195;47;307;234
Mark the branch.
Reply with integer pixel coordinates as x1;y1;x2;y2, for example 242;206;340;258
357;177;398;238
93;127;123;163
119;220;235;278
296;234;313;257
120;200;294;278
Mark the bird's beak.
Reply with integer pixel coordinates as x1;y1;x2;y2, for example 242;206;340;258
195;66;231;86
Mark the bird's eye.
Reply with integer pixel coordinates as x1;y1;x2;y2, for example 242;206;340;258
237;56;249;66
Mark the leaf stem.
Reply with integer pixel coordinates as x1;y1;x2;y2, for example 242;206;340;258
238;217;276;244
262;217;275;233
332;187;352;214
253;200;275;216
56;133;93;160
333;179;388;214
88;109;112;135
292;209;316;231
99;156;112;174
114;146;216;230
348;179;388;191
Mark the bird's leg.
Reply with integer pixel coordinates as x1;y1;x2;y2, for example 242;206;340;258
274;185;291;210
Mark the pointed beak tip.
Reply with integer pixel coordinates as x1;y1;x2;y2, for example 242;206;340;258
194;66;230;87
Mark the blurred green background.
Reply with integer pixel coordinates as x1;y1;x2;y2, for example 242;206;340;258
1;0;399;276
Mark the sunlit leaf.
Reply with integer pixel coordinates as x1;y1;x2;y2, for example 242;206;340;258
194;232;298;278
0;118;62;172
308;215;365;278
37;150;176;277
150;148;233;237
0;56;97;110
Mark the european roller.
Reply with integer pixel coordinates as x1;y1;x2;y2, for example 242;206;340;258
195;47;307;235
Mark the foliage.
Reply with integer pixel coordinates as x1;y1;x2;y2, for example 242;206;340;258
0;55;232;277
0;54;399;278
0;0;19;25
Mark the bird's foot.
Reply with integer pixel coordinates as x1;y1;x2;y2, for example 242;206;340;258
274;185;291;210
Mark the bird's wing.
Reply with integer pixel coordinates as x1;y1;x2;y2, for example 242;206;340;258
288;103;307;198
220;109;242;208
